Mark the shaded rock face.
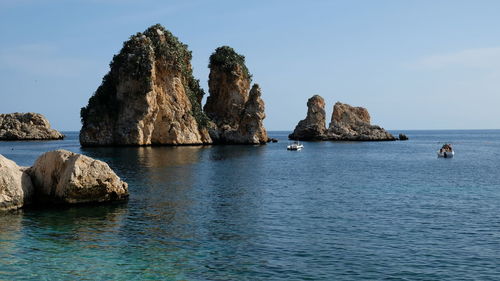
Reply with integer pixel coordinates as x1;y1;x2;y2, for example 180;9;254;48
29;150;128;204
204;46;268;144
288;95;327;140
0;113;64;140
80;24;211;146
327;102;396;141
0;155;33;211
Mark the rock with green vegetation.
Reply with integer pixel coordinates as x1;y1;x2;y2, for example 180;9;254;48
204;46;268;144
80;24;212;146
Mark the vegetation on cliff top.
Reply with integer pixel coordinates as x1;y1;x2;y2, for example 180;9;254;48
209;46;252;81
81;24;209;128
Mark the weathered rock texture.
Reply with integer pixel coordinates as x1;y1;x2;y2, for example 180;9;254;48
0;155;33;211
289;96;395;141
30;150;128;204
80;24;211;146
288;95;327;140
327;102;396;141
0;113;64;140
204;46;268;144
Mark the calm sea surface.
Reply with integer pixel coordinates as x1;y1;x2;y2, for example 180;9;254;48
1;130;500;280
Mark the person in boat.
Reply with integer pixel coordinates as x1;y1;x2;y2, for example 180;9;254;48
441;144;453;152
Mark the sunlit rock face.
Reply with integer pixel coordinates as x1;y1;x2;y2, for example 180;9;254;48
29;150;128;204
327;102;396;141
0;154;33;211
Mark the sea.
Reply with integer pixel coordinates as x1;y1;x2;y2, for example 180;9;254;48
1;130;500;280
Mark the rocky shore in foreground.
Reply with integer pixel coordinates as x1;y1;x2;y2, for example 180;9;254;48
0;113;64;140
0;150;128;212
289;95;397;141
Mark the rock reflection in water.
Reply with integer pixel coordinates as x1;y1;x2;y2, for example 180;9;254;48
136;146;209;168
188;145;269;279
207;145;264;161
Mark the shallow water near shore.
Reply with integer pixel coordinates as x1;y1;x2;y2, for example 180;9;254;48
1;130;500;280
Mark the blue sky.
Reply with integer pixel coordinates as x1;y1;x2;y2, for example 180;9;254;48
1;0;499;131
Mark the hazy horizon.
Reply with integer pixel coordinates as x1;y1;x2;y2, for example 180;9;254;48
1;0;499;131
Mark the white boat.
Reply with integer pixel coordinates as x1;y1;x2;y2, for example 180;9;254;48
437;144;454;158
287;141;304;151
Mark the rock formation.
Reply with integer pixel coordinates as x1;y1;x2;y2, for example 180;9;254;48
327;102;396;141
80;24;212;146
29;150;128;204
289;95;396;141
399;133;409;141
204;46;268;144
288;95;327;140
0;155;34;211
81;25;270;146
0;113;64;140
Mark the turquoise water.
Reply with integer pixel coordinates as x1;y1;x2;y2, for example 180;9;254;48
1;130;500;280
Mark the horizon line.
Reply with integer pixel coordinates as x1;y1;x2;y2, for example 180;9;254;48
57;128;500;132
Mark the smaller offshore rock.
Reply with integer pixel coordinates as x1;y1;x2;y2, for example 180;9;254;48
399;133;409;141
204;46;268;144
327;102;396;141
29;150;128;204
288;95;327;140
0;113;64;140
0;155;34;211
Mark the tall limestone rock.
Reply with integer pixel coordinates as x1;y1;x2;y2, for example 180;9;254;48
204;46;268;144
288;95;327;140
327;102;396;141
80;24;211;146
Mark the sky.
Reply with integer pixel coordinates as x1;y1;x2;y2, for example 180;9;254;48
1;0;500;131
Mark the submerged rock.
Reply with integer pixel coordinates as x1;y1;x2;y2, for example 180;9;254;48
327;102;396;141
289;95;327;140
399;133;409;141
80;24;211;146
29;150;128;204
0;113;64;140
204;46;268;144
0;155;34;211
